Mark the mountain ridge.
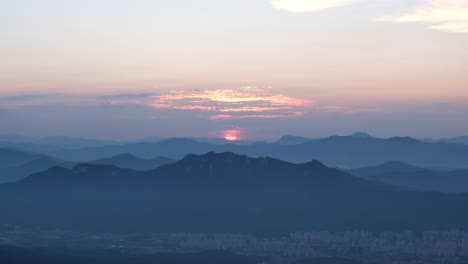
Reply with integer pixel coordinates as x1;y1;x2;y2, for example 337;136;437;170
347;161;468;193
45;136;468;169
1;152;468;234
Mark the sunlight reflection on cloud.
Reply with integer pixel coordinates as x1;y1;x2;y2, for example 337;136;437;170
149;87;312;120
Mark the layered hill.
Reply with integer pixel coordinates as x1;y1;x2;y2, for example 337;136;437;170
348;162;468;193
346;161;427;177
1;152;468;234
48;136;468;169
89;153;176;171
0;149;175;183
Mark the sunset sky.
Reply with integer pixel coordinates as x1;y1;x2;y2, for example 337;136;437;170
1;0;468;140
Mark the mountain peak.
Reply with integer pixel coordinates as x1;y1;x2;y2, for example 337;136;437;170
347;161;427;178
351;132;372;138
160;138;202;145
179;151;250;164
113;153;139;159
275;135;312;145
174;152;333;182
304;159;327;169
388;137;421;144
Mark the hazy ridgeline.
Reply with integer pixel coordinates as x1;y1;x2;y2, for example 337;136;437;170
1;135;468;264
3;0;468;262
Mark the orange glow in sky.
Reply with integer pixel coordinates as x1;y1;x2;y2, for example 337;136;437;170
148;87;312;120
222;130;241;141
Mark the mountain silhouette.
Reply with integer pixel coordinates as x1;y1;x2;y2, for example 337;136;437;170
47;136;468;169
348;162;468;193
423;136;468;145
1;152;468;234
346;161;427;177
0;134;118;152
275;135;314;145
90;153;176;170
0;149;176;183
0;148;42;168
350;132;372;138
0;156;75;183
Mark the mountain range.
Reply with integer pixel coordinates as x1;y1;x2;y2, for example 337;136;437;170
422;136;468;145
0;134;257;152
346;161;427;177
89;153;176;171
1;152;468;234
3;133;468;169
0;149;175;183
45;136;468;169
0;134;119;152
347;161;468;193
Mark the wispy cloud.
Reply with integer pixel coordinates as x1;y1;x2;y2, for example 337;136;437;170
94;93;158;108
377;0;468;33
95;93;155;100
0;94;50;109
272;0;359;13
149;87;312;120
0;94;47;101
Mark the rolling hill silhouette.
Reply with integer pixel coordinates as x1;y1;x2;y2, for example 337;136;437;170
1;152;468;234
47;136;468;169
90;153;176;171
0;148;43;168
0;149;176;183
346;161;427;177
347;162;468;193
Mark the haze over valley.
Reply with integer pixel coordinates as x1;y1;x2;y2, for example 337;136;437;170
2;0;468;263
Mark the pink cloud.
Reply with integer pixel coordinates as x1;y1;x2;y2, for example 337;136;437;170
148;87;312;120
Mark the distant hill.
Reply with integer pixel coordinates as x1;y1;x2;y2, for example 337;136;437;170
90;153;176;170
0;156;75;183
0;149;175;183
348;162;468;193
0;141;59;153
350;132;372;138
48;136;468;169
0;148;43;168
48;138;213;161
188;137;259;145
275;135;314;145
0;148;76;183
274;132;372;145
445;136;468;145
2;152;468;234
346;161;427;177
35;136;118;149
0;134;118;151
423;136;468;145
0;134;257;152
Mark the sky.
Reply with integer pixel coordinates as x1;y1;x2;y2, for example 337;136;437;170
1;0;468;141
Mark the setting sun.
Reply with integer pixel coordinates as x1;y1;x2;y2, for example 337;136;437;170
224;135;238;141
222;129;241;141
